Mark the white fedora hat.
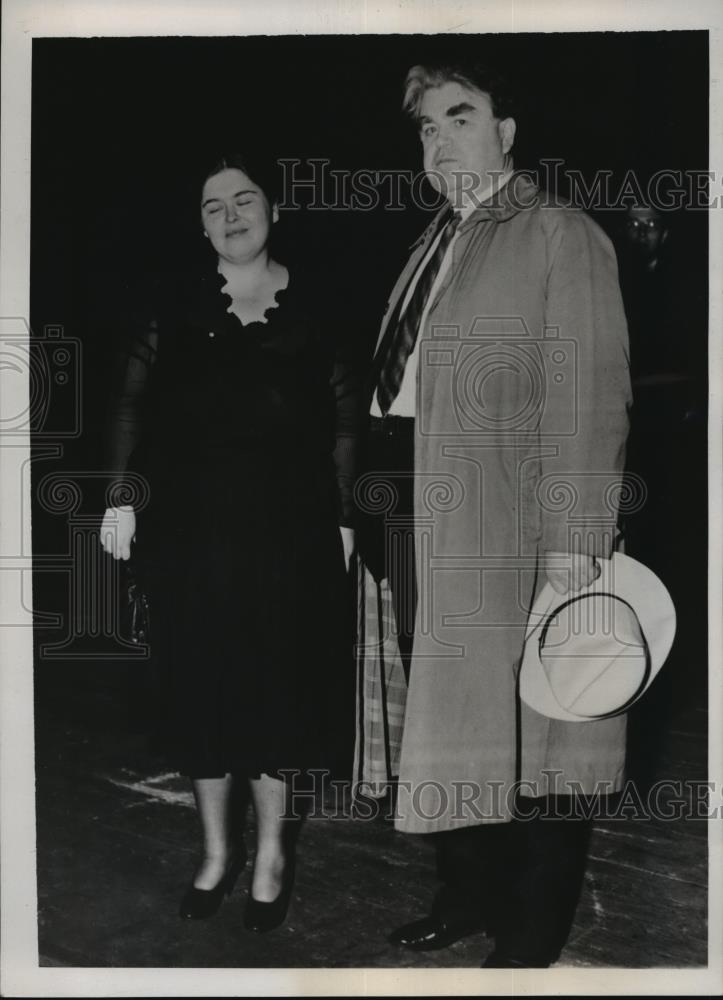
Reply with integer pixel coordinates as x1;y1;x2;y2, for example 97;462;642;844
519;553;676;722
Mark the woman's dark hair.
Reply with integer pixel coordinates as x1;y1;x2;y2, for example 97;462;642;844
403;60;517;122
202;151;281;207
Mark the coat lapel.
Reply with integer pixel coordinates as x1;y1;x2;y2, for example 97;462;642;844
376;175;541;357
372;209;448;357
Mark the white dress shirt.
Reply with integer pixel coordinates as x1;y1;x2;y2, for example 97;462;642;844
371;171;513;417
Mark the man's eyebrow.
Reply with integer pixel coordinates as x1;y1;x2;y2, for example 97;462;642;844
201;189;255;208
445;101;477;117
417;101;478;126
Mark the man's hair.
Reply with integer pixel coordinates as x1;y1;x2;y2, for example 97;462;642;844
402;60;516;122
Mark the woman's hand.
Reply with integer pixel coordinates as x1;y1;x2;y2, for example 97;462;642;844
100;506;136;561
340;526;355;572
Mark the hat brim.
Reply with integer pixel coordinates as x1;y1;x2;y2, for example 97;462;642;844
519;553;676;722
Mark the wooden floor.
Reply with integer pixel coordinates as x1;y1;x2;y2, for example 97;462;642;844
33;649;708;970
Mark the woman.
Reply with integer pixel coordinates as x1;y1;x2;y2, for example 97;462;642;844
100;152;359;931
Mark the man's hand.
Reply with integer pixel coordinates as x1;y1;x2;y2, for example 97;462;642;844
340;526;355;572
100;506;136;561
544;550;600;595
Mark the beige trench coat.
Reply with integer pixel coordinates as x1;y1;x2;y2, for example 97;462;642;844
360;173;632;834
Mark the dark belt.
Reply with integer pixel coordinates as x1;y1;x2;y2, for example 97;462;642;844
369;414;415;437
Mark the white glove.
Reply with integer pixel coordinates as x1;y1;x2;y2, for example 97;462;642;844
100;506;136;561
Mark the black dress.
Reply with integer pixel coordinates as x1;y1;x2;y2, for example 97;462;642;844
105;264;361;779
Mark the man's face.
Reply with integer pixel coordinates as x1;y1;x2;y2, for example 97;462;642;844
624;206;668;260
418;81;516;207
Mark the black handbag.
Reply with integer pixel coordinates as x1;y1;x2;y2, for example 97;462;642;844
122;558;150;645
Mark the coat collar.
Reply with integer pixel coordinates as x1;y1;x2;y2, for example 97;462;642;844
458;171;540;229
408;172;539;252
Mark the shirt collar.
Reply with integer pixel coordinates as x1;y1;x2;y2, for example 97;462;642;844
409;170;539;253
458;168;514;220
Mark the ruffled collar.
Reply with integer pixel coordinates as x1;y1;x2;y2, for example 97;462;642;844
169;255;293;336
217;261;290;329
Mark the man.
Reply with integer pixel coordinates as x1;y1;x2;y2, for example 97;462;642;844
357;60;631;967
618;204;673;382
615;201;705;681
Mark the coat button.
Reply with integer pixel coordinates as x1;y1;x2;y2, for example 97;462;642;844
208;331;215;338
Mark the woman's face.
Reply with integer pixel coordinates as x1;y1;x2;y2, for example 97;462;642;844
200;167;278;265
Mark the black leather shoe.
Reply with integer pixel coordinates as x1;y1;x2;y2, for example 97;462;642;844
482;951;551;968
178;850;245;920
244;861;295;934
388;914;484;951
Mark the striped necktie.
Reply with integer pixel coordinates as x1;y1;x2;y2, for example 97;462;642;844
376;205;461;416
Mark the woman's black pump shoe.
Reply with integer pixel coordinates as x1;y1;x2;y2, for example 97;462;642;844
179;849;246;920
243;861;295;933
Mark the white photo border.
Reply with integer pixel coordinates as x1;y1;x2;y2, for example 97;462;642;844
1;0;721;995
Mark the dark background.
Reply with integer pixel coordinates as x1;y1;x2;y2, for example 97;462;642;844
30;30;709;443
31;31;710;279
30;31;709;776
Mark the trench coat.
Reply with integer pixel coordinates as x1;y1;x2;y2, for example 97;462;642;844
358;173;633;834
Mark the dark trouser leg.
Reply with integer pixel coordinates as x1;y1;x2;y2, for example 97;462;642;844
432;797;592;963
432;822;512;930
359;417;416;682
494;796;593;965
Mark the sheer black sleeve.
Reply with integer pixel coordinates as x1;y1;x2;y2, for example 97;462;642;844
330;351;365;529
103;320;158;509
